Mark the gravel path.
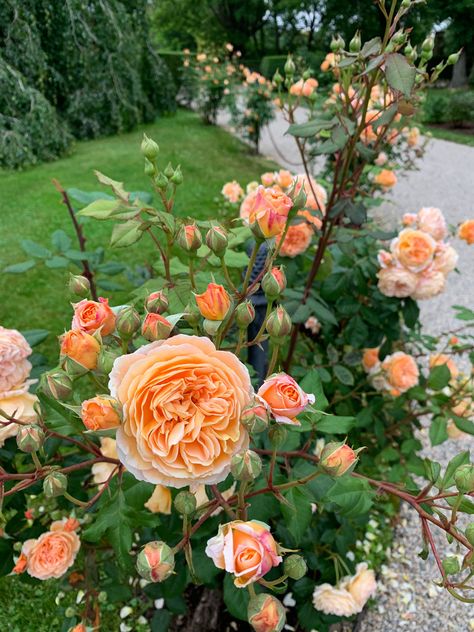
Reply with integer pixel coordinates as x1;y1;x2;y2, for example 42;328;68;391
219;110;474;630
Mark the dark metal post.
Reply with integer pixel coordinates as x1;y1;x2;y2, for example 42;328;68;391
246;242;269;385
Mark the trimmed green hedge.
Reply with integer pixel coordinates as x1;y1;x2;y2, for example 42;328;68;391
159;50;185;88
260;55;288;79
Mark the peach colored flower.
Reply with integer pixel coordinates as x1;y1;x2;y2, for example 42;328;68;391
411;267;445;300
60;330;100;370
72;298;115;336
12;553;28;574
320;53;336;72
374;169;397;189
257;373;315;424
304;316;321;335
80;395;121;431
145;485;172;514
195;283;231;320
222;181;244;203
320;443;357;476
377;266;418;298
402;213;417;226
21;518;80;580
374;151;388;166
205;520;281;587
382;351;419;393
313;583;360;616
458;219;474;245
0;391;38;447
261;172;276;187
407;126;420;147
92;437;119;486
417;207;447;241
248;595;285;632
0;326;32;395
377;250;393;268
245;187;292;239
277;222;313;257
429;354;459;380
433;243;458;275
362;348;380;373
340;563;377;609
297;209;322;230
391;229;436;272
276;169;293;189
110;335;252;487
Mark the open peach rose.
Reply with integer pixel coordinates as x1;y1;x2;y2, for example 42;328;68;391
340;562;377;609
110;335;252;487
221;180;244;203
0;390;38;447
20;518;81;580
80;395;121;431
374;169;397;189
411;267;445;300
416;207;447;241
277;222;313;257
0;326;32;394
459;219;474;245
382;351;419;393
433;243;458;276
257;373;315;424
205;520;281;587
313;583;360;616
362;348;380;373
377;266;418;298
391;229;436;272
72;297;115;336
60;330;100;370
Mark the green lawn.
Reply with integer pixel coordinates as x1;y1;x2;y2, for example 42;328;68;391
424;125;474;147
0;109;276;362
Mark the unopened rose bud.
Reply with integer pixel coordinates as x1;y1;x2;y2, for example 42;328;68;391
97;347;121;375
235;301;256;328
349;31;361;53
273;69;283;85
116;306;141;339
174;491;197;516
195;283;231;321
81;396;121;431
136;541;175;583
262;267;286;300
68;274;90;298
269;425;287;448
231;450;262;481
283;554;307;580
170;165;183;185
454;464;474;494
144;158;155;177
266;306;292;339
401;0;411;7
145;291;169;314
60;330;100;374
284;56;295;76
442;556;460;576
164;162;174;178
392;29;406;46
422;35;435;54
320;442;358;476
177;224;202;252
184;302;201;326
206;225;228;256
448;51;461;66
247;594;286;632
141;134;159;160
465;523;474;546
404;42;417;63
331;35;345;53
43;471;68;498
241;402;270;433
16;425;45;453
40;369;73;401
142;313;173;342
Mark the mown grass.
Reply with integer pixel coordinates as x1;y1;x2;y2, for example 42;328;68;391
0;109;276;361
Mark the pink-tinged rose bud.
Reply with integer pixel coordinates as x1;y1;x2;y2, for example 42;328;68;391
246;187;292;240
136;541;175;583
458;219;474;245
116;306;141;339
261;172;276;187
60;330;100;373
235;301;256;328
72;297;116;336
206;225;229;256
145;291;169;314
16;424;45;453
80;396;121;431
248;594;286;632
251;208;288;240
257;373;315;424
320;442;358;476
241;401;271;433
13;553;28;575
205;520;282;587
265;306;292;339
68;274;90;298
231;449;262;481
141;313;173;341
262;267;286;299
374;151;388;167
177;223;202;251
195;283;231;321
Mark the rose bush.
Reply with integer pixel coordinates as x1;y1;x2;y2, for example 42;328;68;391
1;3;474;631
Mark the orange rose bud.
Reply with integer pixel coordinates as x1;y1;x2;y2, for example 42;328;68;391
145;291;169;314
195;283;231;321
320;442;359;476
450;336;459;346
142;313;173;341
373;169;397;189
80;396;121;431
13;553;28;575
248;594;286;632
458;219;474;245
262;267;286;299
177;223;202;252
60;330;100;373
136;541;175;583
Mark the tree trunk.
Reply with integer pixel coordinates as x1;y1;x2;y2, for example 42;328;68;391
450;50;468;87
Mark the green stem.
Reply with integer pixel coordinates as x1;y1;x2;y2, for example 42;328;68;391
237;480;248;520
266;343;280;378
241;242;260;296
31;452;42;471
220;257;238;294
235;329;246;357
63;490;89;508
189;256;197;291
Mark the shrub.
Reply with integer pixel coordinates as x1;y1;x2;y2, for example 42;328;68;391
422;90;450;124
260;55;288;79
447;91;474;126
158;50;185;88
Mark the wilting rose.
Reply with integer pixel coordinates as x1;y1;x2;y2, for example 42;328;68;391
145;485;172;514
382;352;419;393
429;354;459;379
80;395;121;431
222;181;244;203
91;437;119;487
433;243;458;275
312;584;360;616
417;207;447;241
110;335;252;487
20;518;80;580
458;219;474;245
195;283;231;321
373;169;397;189
391;229;436;272
362;348;380;373
205;520;281;587
0;391;38;447
72;297;115;336
377;266;418;298
340;563;377;609
60;330;100;370
411;267;445;300
0;326;32;395
277;222;313;257
257;373;314;424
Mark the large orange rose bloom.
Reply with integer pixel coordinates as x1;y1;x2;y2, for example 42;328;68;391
110;335;252;487
382;352;419;394
391;229;436;272
277;222;313;257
